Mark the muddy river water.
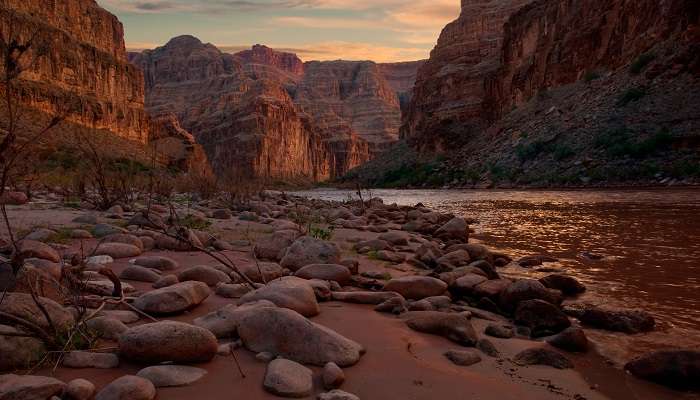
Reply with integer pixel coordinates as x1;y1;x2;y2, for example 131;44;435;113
294;188;700;370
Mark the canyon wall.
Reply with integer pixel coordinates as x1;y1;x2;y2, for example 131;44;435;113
401;0;534;151
132;38;423;181
0;0;149;142
0;0;207;171
488;0;699;115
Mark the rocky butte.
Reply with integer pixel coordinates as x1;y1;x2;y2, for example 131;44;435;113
0;0;208;171
130;37;424;181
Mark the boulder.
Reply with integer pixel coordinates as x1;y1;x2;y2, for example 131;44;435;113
0;293;74;333
17;240;60;262
95;375;156;400
263;359;313;398
24;228;56;242
564;304;655;333
539;274;586;296
404;311;478;346
212;209;232;220
280;237;341;271
136;365;207;388
375;296;408;314
0;325;46;371
625;350;700;390
216;283;253;298
120;265;161;283
134;256;179;271
332;291;401;305
499;279;557;312
450;273;488;296
0;191;28;205
437;250;472;269
0;375;65;399
318;390;360;400
322;362;345;390
378;231;409;246
93;243;142;259
178;265;232;286
472;279;511;300
546;327;589;352
119;321;218;364
85;317;128;341
103;234;144;251
383;276;447;300
484;324;515;339
444;349;482;366
434;217;469;241
62;351;119;369
194;301;276;338
513;347;573;369
65;378;95;400
294;264;351;285
152;274;178;289
238;307;364;367
239;277;319;317
92;224;127;238
514;299;571;337
235;262;285;284
254;231;298;261
23;258;61;280
133;281;210;315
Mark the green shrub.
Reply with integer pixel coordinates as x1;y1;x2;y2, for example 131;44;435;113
630;53;656;74
617;87;647;107
584;71;601;83
594;128;673;159
516;140;550;161
309;225;335;241
553;144;576;161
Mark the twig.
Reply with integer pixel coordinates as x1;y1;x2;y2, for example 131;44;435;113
230;347;246;379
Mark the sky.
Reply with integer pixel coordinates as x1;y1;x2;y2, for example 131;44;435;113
97;0;461;62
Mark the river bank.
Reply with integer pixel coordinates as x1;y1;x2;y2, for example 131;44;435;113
0;189;697;399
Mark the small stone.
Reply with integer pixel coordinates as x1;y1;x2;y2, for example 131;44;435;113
318;390;360;400
513;347;573;369
62;351;119;369
476;338;499;357
323;362;345;389
95;375;155;400
263;359;313;398
65;378;95;400
120;265;161;283
546;327;589;352
484;324;515;339
136;365;207;388
444;349;482;366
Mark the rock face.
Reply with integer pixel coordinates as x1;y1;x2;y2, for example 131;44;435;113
402;0;534;150
131;38;423;181
0;0;208;172
392;0;700;187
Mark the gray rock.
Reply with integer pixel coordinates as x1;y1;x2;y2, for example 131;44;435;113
254;231;298;261
152;274;178;289
318;390;360;400
280;237;341;272
239;277;319;317
92;224;127;238
383;276;447;300
193;301;276;338
120;265;161;283
95;375;156;400
65;378;95;400
0;375;65;400
215;283;253;298
513;347;573;369
133;281;210;315
295;264;352;285
85;317;128;340
404;311;478;346
322;362;345;389
238;307;364;367
134;256;179;271
17;240;60;262
484;324;515;339
263;359;313;398
119;321;218;364
444;349;482;366
178;265;232;286
63;351;119;369
0;325;46;371
136;365;207;388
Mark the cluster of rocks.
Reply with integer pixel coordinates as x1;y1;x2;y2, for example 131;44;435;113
1;191;698;399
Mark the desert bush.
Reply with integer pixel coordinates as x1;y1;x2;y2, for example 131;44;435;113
617;87;647;107
630;53;656;74
594;128;673;158
583;70;602;83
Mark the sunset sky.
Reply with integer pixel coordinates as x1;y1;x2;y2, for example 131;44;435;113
97;0;460;62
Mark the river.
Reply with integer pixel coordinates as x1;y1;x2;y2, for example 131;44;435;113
292;188;700;368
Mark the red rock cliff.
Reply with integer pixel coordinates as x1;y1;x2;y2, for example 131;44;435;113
401;0;534;151
488;0;699;116
0;0;149;142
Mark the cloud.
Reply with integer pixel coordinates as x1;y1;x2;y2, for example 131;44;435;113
100;0;319;13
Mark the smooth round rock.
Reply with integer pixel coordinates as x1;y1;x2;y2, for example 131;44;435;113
119;321;218;364
263;359;313;398
136;365;207;388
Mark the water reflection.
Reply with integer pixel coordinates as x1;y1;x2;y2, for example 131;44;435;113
294;188;700;363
